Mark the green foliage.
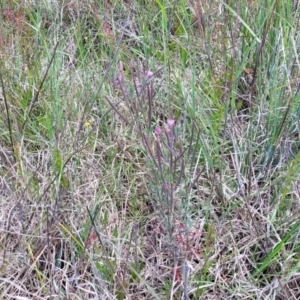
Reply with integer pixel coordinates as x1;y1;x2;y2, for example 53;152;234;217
1;0;300;299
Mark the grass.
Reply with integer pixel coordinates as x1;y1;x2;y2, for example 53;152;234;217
1;0;300;299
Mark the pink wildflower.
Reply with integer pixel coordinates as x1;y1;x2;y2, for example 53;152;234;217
154;126;161;137
167;119;175;127
146;70;153;78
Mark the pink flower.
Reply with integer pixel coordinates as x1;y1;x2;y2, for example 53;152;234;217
154;126;161;137
167;119;175;127
146;70;153;78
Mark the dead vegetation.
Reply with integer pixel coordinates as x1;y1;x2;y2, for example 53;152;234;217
1;0;300;299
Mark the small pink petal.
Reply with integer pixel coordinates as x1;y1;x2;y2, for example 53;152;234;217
167;119;175;127
154;126;161;137
146;70;153;78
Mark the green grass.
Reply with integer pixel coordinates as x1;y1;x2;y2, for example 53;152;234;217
1;0;300;299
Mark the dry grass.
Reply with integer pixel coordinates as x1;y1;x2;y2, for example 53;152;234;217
1;0;300;299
